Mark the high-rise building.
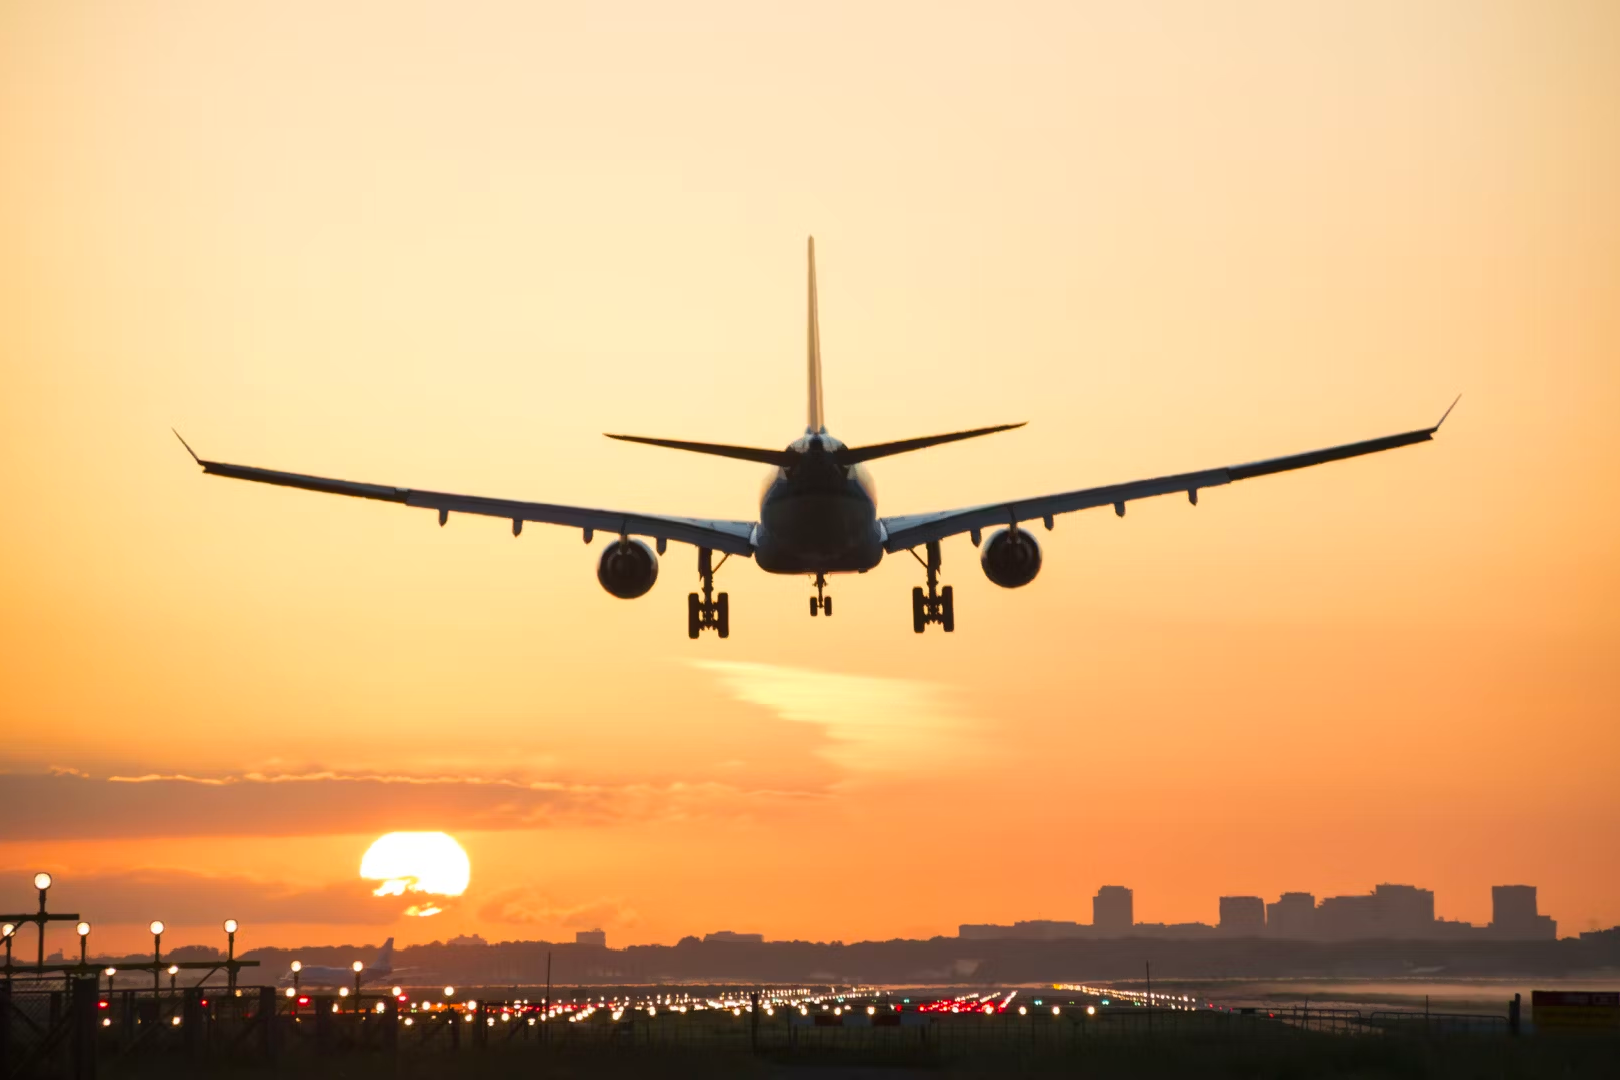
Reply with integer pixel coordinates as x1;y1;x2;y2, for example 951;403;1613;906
1219;896;1266;933
1316;885;1435;939
1266;892;1317;937
1093;886;1133;932
1491;885;1556;940
574;929;606;946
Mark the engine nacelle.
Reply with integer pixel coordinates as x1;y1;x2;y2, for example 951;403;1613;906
597;538;659;599
979;527;1042;588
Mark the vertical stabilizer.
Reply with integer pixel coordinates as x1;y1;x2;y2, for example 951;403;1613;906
807;237;825;433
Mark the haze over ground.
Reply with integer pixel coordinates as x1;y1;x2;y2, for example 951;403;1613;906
1;1;1616;952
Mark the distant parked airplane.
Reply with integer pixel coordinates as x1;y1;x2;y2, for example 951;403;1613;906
279;938;394;988
178;239;1455;637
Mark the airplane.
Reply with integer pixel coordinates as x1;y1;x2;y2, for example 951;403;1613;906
279;937;395;988
176;238;1456;638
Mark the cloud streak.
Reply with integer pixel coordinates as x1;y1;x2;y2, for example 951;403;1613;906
0;769;819;840
693;661;983;774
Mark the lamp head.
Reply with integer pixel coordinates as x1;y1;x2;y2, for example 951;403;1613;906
34;872;52;890
105;967;116;976
223;919;238;934
77;921;91;937
339;987;349;997
290;960;302;973
352;960;364;973
444;986;455;997
149;920;165;935
168;965;179;975
2;923;14;939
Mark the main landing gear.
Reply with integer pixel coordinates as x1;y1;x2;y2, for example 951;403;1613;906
688;547;730;639
808;572;832;617
910;540;954;633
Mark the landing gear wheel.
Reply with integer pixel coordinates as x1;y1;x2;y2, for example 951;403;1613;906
910;541;955;633
688;593;701;639
940;585;955;633
822;596;832;616
689;547;731;639
912;586;926;633
716;592;730;638
809;597;819;617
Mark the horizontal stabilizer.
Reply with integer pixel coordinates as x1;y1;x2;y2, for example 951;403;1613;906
605;434;797;467
836;423;1025;465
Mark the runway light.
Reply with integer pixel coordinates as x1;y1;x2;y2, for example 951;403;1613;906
171;1017;181;1027
867;1006;875;1016
1052;1007;1061;1016
34;873;52;891
1019;1006;1027;1016
102;1018;111;1028
392;986;402;997
285;988;296;998
149;921;165;935
291;961;302;973
1086;1006;1096;1016
168;965;179;976
1;925;13;939
339;988;349;998
444;986;455;997
77;922;91;937
352;961;364;973
224;919;238;933
104;968;116;977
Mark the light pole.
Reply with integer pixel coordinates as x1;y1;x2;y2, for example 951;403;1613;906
149;920;164;994
223;919;239;994
33;873;52;967
76;921;91;968
168;964;179;993
105;967;117;994
352;960;364;1008
290;960;302;997
3;922;14;986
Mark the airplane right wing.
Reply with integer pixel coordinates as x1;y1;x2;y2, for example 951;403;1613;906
176;435;756;556
880;402;1457;553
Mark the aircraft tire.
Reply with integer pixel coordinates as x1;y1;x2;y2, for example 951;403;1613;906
688;593;701;639
716;592;730;638
941;585;955;633
809;597;818;617
822;596;832;616
911;587;926;633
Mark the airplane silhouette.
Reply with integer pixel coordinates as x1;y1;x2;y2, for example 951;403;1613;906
177;239;1455;637
279;938;395;988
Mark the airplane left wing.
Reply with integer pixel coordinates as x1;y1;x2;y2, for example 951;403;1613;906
176;435;756;556
880;403;1456;553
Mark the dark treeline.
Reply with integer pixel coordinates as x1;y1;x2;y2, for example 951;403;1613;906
216;933;1620;988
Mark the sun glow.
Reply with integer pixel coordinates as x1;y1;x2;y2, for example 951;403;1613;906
360;833;470;915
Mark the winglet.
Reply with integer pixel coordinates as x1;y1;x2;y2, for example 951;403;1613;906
1434;394;1462;431
172;428;202;464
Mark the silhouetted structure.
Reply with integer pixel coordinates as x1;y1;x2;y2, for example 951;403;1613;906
574;930;606;946
704;931;764;944
1490;886;1556;940
1266;892;1317;937
1218;896;1265;934
1316;884;1434;939
1093;887;1133;932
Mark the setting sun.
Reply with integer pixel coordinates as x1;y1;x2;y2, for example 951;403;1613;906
360;832;471;917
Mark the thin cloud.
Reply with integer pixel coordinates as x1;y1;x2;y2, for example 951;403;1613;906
0;769;819;840
693;661;983;773
0;867;393;928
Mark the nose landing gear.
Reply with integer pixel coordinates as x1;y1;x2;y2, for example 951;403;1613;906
909;540;954;633
808;573;832;617
688;547;730;639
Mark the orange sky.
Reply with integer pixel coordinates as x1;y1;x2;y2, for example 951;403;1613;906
2;1;1617;954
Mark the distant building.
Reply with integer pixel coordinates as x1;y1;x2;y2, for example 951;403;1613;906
574;929;606;947
704;931;764;944
1219;896;1265;934
1266;892;1317;937
447;933;487;947
1490;885;1556;940
1316;884;1434;939
1093;886;1133;933
959;921;1086;941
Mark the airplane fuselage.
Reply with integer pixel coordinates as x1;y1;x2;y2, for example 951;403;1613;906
753;432;884;574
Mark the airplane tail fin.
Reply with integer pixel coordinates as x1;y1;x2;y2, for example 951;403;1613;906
807;236;825;434
374;937;395;970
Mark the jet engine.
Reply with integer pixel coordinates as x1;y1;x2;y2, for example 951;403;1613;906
979;527;1042;588
597;538;659;599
